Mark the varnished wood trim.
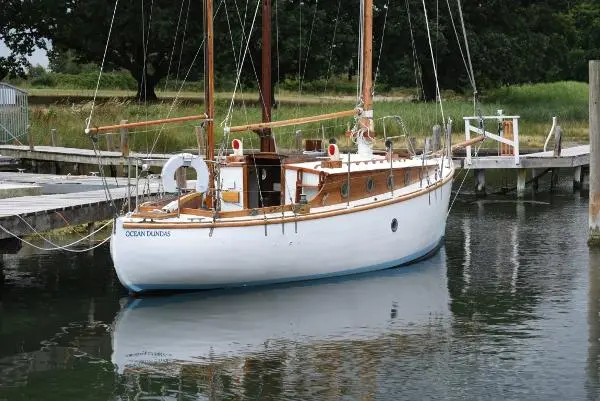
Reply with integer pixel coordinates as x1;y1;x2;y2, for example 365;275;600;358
122;169;454;230
222;190;240;203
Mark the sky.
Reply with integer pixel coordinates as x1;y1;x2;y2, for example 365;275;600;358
0;41;50;69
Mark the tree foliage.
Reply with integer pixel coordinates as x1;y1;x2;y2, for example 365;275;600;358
3;0;600;100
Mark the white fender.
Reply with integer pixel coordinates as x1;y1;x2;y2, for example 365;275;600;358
161;153;209;193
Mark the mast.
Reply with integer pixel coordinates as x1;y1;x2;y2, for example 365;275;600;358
204;0;215;188
260;0;275;152
360;0;374;132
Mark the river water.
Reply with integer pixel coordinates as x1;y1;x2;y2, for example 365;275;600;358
1;188;599;400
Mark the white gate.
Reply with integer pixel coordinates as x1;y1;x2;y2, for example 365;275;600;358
0;83;28;144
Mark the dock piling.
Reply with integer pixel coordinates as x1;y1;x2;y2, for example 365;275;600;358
50;129;57;147
474;169;486;197
574;166;583;190
589;60;600;246
517;169;527;198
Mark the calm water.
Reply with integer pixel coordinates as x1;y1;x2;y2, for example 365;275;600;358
1;190;599;400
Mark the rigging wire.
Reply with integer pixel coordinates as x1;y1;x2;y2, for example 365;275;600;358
164;0;187;92
147;0;226;158
321;0;342;97
373;0;391;96
176;0;192;86
222;0;262;128
421;0;445;125
405;0;424;101
299;0;320;96
86;0;120;131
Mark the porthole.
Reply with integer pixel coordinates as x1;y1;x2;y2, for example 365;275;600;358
387;175;394;190
366;177;375;192
261;168;268;180
391;218;398;232
340;182;349;198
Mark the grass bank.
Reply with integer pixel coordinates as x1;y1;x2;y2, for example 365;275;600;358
25;81;588;153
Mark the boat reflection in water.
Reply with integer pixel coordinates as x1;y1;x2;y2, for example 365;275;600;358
112;251;451;379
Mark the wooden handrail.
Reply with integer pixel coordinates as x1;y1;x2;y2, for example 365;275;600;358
431;135;486;157
227;108;361;133
85;114;208;134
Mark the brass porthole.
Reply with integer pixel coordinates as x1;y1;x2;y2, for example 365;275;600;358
340;182;349;198
366;177;375;192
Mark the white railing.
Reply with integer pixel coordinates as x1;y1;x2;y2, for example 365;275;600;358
463;110;520;165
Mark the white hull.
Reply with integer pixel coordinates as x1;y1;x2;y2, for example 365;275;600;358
110;169;453;292
111;251;450;374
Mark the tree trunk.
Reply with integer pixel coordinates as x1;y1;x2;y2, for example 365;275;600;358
136;75;159;102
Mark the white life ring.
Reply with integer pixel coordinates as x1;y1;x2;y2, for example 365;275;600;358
161;153;209;193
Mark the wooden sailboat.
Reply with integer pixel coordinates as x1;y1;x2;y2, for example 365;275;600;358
106;0;464;293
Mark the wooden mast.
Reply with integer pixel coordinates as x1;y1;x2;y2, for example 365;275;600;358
260;0;275;152
360;0;374;132
205;0;215;192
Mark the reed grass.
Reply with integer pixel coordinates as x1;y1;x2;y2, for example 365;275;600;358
27;81;589;154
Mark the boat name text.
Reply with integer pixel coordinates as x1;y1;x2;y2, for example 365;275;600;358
125;230;171;238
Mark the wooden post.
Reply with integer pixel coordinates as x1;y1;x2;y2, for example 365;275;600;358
553;125;562;157
27;126;34;152
424;138;431;154
105;133;113;152
50;128;57;147
590;60;600;246
176;168;187;191
432;125;441;151
119;120;129;177
517;169;527;198
474;169;485;197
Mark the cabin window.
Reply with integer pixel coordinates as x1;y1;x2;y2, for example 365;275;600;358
340;182;349;198
404;169;411;186
387;175;394;190
366;177;375;192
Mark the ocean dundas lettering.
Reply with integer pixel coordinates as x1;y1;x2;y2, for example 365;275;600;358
125;230;171;238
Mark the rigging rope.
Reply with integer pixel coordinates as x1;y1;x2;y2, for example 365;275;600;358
86;0;120;131
0;219;114;253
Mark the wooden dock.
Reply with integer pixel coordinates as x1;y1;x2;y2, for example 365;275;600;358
453;144;589;169
0;145;171;167
0;172;161;242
